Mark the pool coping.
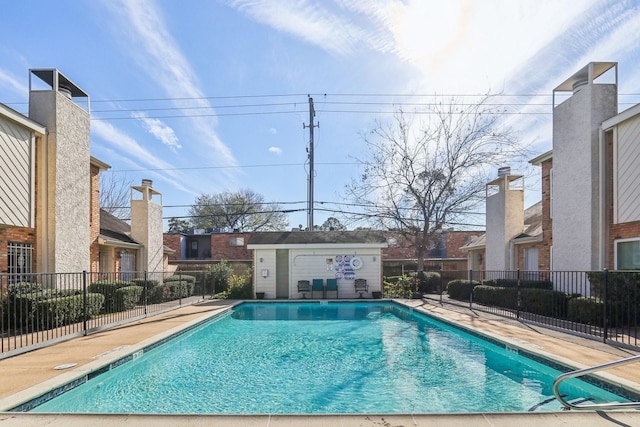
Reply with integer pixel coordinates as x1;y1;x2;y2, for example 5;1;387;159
1;298;639;414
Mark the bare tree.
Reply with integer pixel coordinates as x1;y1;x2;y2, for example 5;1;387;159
188;189;289;232
346;96;525;271
100;173;134;219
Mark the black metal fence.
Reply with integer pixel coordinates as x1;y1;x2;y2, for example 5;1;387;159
422;269;640;350
0;270;216;359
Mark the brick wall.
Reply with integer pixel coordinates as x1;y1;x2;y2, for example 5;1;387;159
0;227;37;274
89;163;101;272
210;233;252;260
163;233;182;261
446;231;484;258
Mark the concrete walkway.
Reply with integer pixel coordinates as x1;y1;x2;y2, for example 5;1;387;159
1;298;640;426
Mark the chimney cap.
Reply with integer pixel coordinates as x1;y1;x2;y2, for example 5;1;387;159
29;69;89;98
141;179;153;187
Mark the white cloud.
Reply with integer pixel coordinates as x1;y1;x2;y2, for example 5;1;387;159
102;0;239;170
92;120;194;194
133;112;182;151
0;67;28;97
269;146;283;155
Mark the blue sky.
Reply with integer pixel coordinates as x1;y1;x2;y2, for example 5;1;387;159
1;0;640;231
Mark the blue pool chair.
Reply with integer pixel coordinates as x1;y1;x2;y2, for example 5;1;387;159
297;280;311;298
312;279;324;299
325;278;338;299
354;279;368;298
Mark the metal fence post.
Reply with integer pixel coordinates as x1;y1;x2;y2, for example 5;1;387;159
516;269;521;320
603;268;609;342
469;269;473;309
82;270;88;336
439;272;443;304
179;270;183;306
143;271;148;317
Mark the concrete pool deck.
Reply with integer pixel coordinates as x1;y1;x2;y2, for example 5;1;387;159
1;298;639;426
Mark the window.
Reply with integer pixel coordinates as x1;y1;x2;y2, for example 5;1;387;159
8;242;33;282
229;237;245;247
615;239;640;270
523;247;539;280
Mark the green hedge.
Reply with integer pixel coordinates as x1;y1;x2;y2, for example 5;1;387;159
164;274;196;284
88;279;133;312
130;278;159;290
586;271;640;326
383;275;417;298
447;280;479;301
36;293;105;328
567;297;604;326
482;279;553;290
472;286;572;318
149;284;172;303
408;271;441;293
115;286;144;311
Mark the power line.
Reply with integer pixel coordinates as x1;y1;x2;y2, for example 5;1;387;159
103;161;358;173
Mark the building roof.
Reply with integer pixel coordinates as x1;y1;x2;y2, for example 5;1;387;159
99;209;140;246
248;230;388;246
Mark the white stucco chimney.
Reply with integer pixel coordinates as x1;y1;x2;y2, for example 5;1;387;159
485;168;524;271
28;69;91;274
551;62;618;271
130;180;164;277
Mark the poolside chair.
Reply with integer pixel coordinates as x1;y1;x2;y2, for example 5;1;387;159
354;279;368;298
325;278;338;299
312;278;324;299
297;280;311;298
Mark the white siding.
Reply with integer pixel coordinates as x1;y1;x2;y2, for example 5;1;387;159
615;118;640;223
0;116;35;227
251;246;384;299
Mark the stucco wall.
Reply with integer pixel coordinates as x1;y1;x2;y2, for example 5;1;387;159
30;90;90;273
131;187;164;273
552;83;617;271
486;179;523;271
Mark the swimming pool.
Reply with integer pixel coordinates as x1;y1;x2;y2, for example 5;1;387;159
25;301;632;414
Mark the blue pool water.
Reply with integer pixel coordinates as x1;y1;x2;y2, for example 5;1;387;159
30;302;629;414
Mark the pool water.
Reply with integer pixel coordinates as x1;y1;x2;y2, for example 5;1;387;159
31;302;629;414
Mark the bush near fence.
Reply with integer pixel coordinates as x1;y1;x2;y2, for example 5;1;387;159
482;278;553;290
407;271;441;293
446;280;479;301
36;293;105;328
88;279;133;312
383;275;418;298
472;285;572;318
567;297;605;327
2;282;106;330
587;271;640;326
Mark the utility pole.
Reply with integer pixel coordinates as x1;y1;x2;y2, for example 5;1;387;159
303;96;318;231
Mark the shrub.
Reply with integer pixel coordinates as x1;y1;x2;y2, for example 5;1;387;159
482;279;553;290
36;293;105;328
587;271;640;326
115;286;144;311
164;274;196;284
88;279;132;312
3;282;49;327
447;280;480;301
130;278;159;290
164;280;192;299
227;272;253;299
209;261;234;293
409;271;441;293
568;297;604;326
473;286;571;318
149;284;172;303
383;275;416;298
